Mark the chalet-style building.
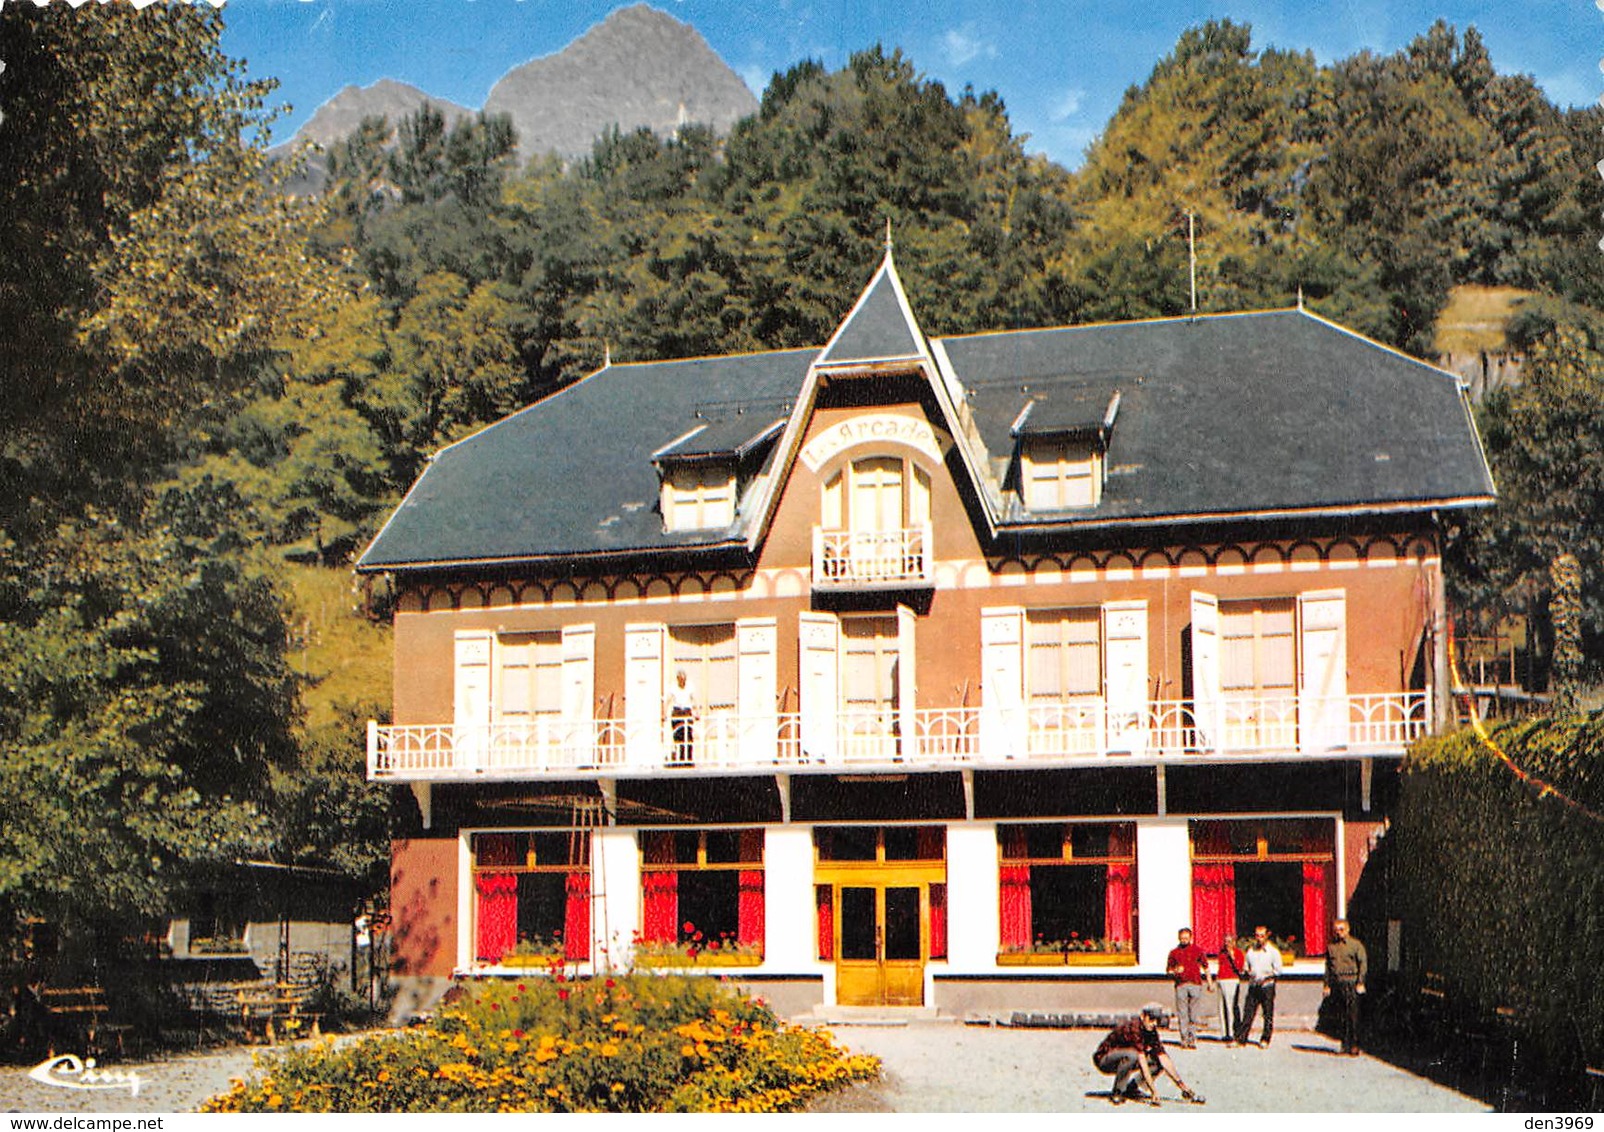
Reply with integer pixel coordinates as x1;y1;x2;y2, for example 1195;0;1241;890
357;247;1494;1019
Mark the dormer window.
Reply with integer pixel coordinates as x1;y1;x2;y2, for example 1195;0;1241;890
662;463;736;531
653;412;786;534
1022;438;1102;509
1011;388;1120;513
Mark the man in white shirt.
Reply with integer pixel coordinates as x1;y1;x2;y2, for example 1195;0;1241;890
1233;924;1283;1047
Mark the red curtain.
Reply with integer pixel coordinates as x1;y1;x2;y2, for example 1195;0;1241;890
475;873;518;962
816;886;834;960
563;871;590;961
738;871;765;948
929;883;948;959
1301;860;1332;958
999;826;1032;949
641;832;678;943
1104;823;1134;944
1190;822;1237;953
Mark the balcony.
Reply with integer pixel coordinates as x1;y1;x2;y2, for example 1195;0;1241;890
811;524;932;590
367;692;1429;782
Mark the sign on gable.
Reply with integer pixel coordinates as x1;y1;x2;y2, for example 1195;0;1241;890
800;414;952;473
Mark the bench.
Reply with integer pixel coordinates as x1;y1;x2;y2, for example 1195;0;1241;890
38;986;129;1057
236;983;323;1043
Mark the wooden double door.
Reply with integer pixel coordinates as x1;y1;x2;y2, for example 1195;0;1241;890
829;872;932;1007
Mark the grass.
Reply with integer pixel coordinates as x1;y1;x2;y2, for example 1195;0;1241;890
282;562;392;728
1434;285;1533;355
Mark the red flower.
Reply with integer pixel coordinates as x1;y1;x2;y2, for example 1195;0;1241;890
682;921;695;933
557;988;570;1001
605;979;616;989
512;1029;525;1038
490;1002;500;1011
518;983;527;992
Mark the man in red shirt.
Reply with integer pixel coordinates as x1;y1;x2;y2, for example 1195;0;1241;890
1166;927;1212;1048
1092;1003;1204;1106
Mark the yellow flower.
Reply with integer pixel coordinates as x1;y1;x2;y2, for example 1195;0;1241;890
601;1043;619;1057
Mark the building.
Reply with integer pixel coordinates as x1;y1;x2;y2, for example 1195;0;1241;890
356;246;1495;1018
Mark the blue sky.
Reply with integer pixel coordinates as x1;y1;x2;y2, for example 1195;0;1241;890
219;0;1603;169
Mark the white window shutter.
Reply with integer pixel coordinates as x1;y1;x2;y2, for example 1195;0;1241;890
896;604;919;759
980;607;1026;758
561;623;596;764
1298;589;1349;752
737;617;778;764
454;631;493;769
1190;592;1222;752
1103;600;1149;755
624;623;667;766
798;611;839;763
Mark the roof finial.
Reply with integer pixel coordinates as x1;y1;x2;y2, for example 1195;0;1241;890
884;216;894;254
603;340;612;368
1296;284;1305;311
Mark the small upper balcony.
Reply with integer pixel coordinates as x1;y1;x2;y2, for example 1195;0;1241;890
367;692;1429;783
811;523;933;590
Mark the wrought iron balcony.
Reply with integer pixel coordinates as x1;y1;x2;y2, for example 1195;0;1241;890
367;693;1429;781
811;523;932;589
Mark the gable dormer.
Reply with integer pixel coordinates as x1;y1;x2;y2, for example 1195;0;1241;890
813;245;931;376
1010;387;1121;512
653;412;785;533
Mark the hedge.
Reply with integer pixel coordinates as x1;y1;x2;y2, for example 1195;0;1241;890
1388;716;1604;1086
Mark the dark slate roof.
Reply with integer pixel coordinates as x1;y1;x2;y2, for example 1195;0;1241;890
815;263;923;365
359;349;816;568
654;414;786;462
953;310;1495;522
358;305;1493;571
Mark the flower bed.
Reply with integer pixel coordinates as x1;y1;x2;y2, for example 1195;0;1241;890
997;951;1138;967
202;973;879;1113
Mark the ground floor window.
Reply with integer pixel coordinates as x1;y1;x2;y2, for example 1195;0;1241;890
1190;818;1336;957
997;822;1136;957
639;829;764;957
472;830;591;964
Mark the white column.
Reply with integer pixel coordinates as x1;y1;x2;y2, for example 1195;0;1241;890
946;822;998;970
595;826;640;973
763;825;818;970
1136;819;1193;972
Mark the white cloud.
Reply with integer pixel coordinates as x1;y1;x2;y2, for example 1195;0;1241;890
941;25;997;67
1049;87;1085;121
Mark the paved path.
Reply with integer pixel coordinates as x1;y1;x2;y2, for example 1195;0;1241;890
0;1025;1490;1113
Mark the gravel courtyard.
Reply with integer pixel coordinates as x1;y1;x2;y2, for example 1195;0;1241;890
0;1023;1490;1114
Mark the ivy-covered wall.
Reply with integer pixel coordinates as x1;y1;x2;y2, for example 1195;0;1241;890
1386;718;1604;1084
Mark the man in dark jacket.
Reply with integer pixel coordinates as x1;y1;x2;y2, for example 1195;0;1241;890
1092;1002;1204;1106
1323;918;1368;1055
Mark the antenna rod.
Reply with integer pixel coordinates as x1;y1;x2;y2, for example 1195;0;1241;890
1187;211;1197;313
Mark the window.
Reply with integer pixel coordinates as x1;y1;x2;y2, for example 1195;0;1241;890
668;624;738;714
662;464;736;532
998;822;1136;959
1190;818;1336;960
497;631;563;723
639;829;764;959
1022;438;1101;509
1220;598;1297;748
821;456;931;533
472;830;591;965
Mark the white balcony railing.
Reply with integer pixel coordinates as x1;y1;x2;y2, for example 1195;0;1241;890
812;523;932;588
367;693;1429;781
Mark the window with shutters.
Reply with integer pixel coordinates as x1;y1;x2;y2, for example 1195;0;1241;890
1025;608;1103;753
668;624;738;714
816;455;932;586
841;616;900;758
1220;598;1297;748
497;631;564;724
662;464;736;532
1021;438;1101;509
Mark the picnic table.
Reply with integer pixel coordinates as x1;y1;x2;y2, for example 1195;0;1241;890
235;982;322;1043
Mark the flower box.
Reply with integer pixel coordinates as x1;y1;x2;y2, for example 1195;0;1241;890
635;950;763;969
496;953;564;969
997;951;1137;967
1066;951;1137;967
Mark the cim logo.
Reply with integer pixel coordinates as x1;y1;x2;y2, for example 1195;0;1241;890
27;1054;143;1096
